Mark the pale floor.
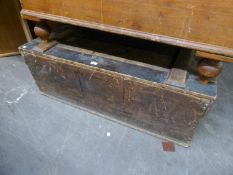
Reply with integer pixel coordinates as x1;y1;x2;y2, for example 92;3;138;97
0;56;233;175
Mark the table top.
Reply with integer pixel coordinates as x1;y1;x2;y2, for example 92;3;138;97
20;0;233;59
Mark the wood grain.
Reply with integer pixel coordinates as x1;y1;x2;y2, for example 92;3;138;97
196;51;233;63
20;0;233;58
23;52;207;146
19;38;216;146
0;0;26;56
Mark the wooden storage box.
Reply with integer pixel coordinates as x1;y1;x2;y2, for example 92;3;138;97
19;29;216;147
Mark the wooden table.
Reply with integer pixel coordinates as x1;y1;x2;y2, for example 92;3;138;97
19;0;233;81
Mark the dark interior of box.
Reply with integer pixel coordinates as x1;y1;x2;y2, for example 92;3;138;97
55;25;182;69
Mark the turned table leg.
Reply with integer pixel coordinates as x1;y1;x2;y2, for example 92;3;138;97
33;21;57;53
34;21;51;42
196;58;223;84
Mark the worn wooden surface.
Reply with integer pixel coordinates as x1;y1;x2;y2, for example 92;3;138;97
0;0;26;56
20;37;216;146
196;51;233;63
20;0;233;58
58;27;180;68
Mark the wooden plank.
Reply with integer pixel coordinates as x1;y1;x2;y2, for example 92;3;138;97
20;9;233;58
20;0;233;58
20;19;33;42
0;52;19;58
165;68;187;88
196;51;233;63
0;0;26;56
14;0;33;42
55;28;179;69
57;44;170;72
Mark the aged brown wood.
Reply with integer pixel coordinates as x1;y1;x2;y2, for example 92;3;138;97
54;27;181;69
19;35;216;146
196;59;223;84
33;22;76;53
165;68;187;88
0;0;26;57
34;22;50;42
196;51;233;63
20;18;33;42
20;0;233;58
195;51;229;83
33;22;56;53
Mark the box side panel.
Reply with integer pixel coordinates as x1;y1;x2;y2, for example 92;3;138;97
24;53;210;145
